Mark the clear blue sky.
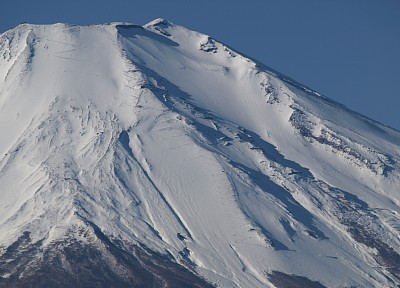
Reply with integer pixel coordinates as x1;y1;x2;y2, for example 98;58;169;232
1;0;399;130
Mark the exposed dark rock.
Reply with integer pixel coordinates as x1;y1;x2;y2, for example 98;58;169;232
0;226;214;288
344;218;400;284
268;271;327;288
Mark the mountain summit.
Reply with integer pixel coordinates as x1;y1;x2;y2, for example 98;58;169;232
0;20;399;287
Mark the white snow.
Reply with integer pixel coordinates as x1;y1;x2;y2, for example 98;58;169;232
0;20;399;287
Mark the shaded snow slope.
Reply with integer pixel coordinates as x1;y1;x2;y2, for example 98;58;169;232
0;20;400;287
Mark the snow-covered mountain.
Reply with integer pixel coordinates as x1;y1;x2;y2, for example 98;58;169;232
0;19;399;287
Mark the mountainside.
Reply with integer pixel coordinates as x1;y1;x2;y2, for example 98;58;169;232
0;19;400;288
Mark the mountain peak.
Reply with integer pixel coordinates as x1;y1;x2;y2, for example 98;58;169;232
146;18;173;27
0;21;400;287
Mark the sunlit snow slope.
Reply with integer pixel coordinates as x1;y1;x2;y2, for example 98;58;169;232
0;19;400;288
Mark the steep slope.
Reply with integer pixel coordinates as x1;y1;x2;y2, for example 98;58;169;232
0;19;399;287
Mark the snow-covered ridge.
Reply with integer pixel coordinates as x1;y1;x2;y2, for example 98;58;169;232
0;20;399;287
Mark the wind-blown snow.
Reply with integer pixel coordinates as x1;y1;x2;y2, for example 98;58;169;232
0;19;399;287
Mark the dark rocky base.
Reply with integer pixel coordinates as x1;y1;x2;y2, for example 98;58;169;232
0;225;214;288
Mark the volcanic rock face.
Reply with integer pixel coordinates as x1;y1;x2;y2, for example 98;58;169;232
0;19;399;287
